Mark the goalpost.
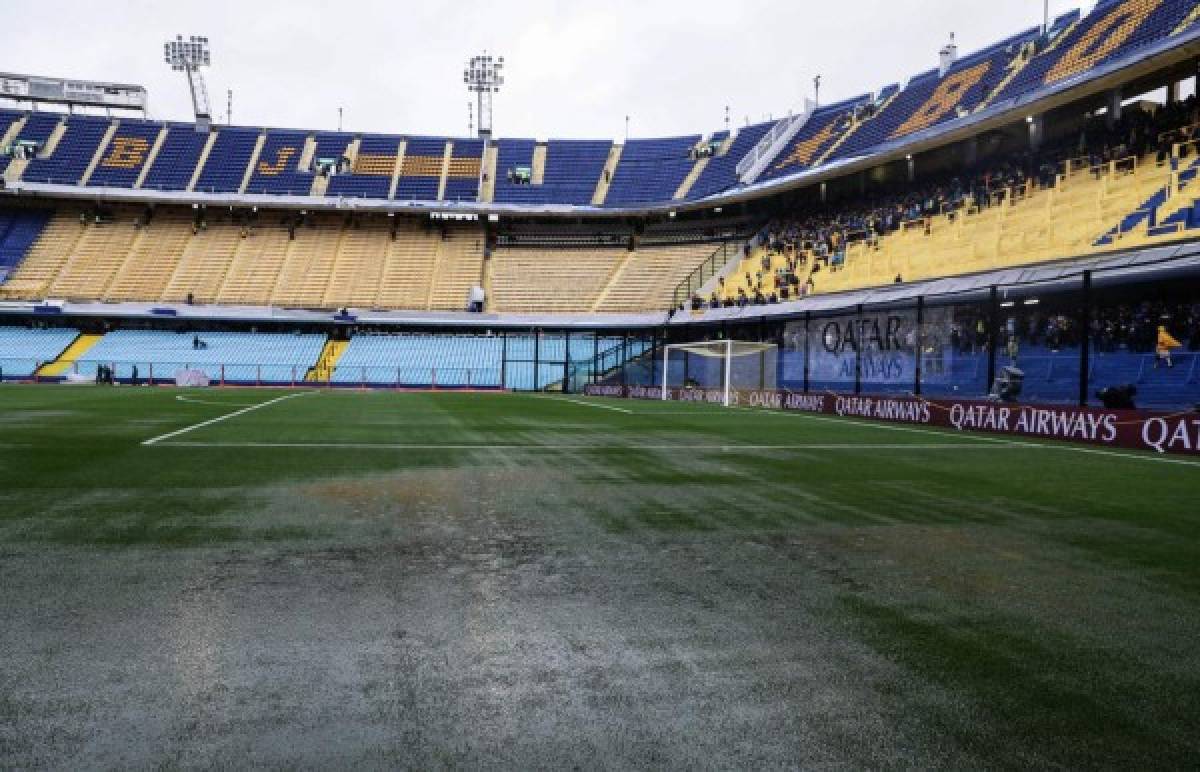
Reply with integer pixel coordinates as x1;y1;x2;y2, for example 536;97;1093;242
661;340;778;407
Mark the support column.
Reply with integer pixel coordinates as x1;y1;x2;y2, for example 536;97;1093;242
1079;271;1092;407
855;305;864;395
1028;114;1044;152
964;136;978;167
803;312;811;393
563;331;571;394
820;182;827;203
986;287;999;394
1168;79;1182;105
906;155;915;183
914;297;924;396
1106;89;1123;129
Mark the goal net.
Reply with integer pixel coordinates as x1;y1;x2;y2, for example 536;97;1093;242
661;341;778;406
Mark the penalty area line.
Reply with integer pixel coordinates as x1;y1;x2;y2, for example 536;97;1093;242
143;391;313;446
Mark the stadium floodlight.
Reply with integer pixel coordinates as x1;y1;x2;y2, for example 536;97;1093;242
463;51;504;139
164;34;213;132
661;341;779;407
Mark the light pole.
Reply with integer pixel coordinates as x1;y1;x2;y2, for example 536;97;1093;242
164;35;213;132
463;52;504;139
814;75;822;108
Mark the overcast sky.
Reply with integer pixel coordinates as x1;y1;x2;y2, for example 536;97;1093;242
3;0;1090;140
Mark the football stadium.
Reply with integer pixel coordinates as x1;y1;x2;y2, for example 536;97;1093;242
2;0;1200;766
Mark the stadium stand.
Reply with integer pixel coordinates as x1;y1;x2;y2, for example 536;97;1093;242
245;130;312;195
687;122;772;199
492;138;539;203
760;97;872;181
993;0;1199;104
829;30;1039;162
0;209;486;311
543;140;612;206
74;330;326;384
140;124;209;191
0;2;1196;209
307;132;354;196
192;126;261;193
22;115;111;185
488;242;722;313
86;119;163;188
0;209;52;283
395;137;447;201
331;333;634;390
605;135;701;207
326;135;400;199
716;100;1200;304
0;109;25;176
443;139;484;202
0;326;77;378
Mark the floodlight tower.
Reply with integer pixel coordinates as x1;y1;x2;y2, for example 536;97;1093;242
164;34;213;132
463;52;504;139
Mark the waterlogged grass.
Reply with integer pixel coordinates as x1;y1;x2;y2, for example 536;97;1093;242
0;384;1198;766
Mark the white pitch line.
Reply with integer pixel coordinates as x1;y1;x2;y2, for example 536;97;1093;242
174;395;262;408
554;397;633;414
149;441;1017;451
730;405;1200;467
143;392;313;446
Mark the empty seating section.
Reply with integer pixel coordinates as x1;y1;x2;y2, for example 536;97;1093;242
141;125;208;191
0;2;1196;206
426;228;485;310
832;35;1035;161
761;99;868;181
490;248;624;312
105;211;194;301
0;109;27;175
76;330;325;383
332;334;623;389
245;130;311;195
0;209;52;282
193;127;260;193
600;243;718;311
492;243;715;312
22;115;109;185
541;140;612;205
87;120;163;188
994;0;1196;104
0;209;487;310
327;135;399;198
7;113;63;173
0;326;77;377
333;335;503;387
444;139;483;202
309;132;354;193
395;137;446;201
687;122;772;199
0;207;88;299
214;223;294;306
493;139;538;203
605;135;700;206
47;210;143;300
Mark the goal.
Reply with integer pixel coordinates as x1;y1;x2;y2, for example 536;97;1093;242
661;341;778;407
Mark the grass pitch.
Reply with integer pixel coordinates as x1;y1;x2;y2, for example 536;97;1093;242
1;384;1198;767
